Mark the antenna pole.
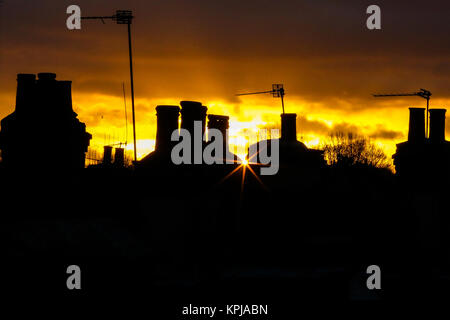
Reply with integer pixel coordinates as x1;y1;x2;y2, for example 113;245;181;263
236;84;286;113
280;87;285;114
127;22;137;162
426;96;429;139
82;10;137;161
122;82;128;145
373;88;432;139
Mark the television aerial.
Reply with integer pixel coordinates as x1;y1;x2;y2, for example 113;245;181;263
236;84;286;114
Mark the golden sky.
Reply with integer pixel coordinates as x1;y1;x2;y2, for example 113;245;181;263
1;0;449;161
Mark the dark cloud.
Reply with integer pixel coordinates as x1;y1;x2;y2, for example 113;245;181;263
297;115;362;137
331;122;362;135
0;0;449;124
369;125;404;140
297;116;329;135
296;115;403;141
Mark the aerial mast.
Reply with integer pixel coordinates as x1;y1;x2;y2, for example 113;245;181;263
373;89;432;138
81;10;138;162
236;84;286;114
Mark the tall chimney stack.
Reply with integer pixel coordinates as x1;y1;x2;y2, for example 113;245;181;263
155;105;180;152
408;108;426;142
15;74;36;114
208;114;230;155
429;109;446;143
180;101;207;138
58;81;74;115
114;147;125;167
103;146;113;165
281;113;297;141
36;73;58;114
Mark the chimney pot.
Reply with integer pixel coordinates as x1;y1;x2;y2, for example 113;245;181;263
37;73;57;81
103;146;113;164
408;108;426;142
58;81;73;114
429;108;446;143
15;74;36;113
17;74;36;81
208;114;229;131
180;101;207;136
208;114;230;155
155;105;180;152
114;147;125;166
281;113;297;141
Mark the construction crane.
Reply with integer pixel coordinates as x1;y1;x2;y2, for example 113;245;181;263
373;88;432;138
236;84;286;114
81;10;138;162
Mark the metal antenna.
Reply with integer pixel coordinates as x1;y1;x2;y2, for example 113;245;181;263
373;88;432;138
122;82;128;146
82;10;138;162
236;84;286;114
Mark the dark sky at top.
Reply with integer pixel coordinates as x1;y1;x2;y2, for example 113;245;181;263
0;0;449;151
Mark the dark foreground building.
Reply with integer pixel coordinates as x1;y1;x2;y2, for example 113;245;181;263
393;107;450;182
0;73;92;169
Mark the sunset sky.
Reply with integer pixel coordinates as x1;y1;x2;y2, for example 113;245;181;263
0;0;449;161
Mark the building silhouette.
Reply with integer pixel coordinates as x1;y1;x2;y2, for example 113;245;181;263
93;145;126;168
0;73;92;169
393;107;450;182
247;113;326;171
139;105;181;166
139;101;239;167
0;75;449;300
206;114;239;164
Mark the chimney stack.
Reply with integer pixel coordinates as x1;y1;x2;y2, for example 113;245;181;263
37;73;57;81
408;108;426;142
429;109;446;143
281;113;297;141
36;73;58;114
1;72;92;169
58;81;74;115
103;146;113;165
15;74;36;114
114;147;125;166
155;105;180;152
180;101;207;138
208;114;230;154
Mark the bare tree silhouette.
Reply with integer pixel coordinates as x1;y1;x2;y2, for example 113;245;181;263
322;131;392;169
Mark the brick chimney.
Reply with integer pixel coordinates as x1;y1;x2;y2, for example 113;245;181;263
103;146;113;165
155;105;180;152
180;101;207;137
15;74;36;114
58;81;74;115
281;113;297;141
429;109;446;143
208;114;230;154
36;73;58;114
408;108;425;142
114;147;125;166
1;73;92;169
